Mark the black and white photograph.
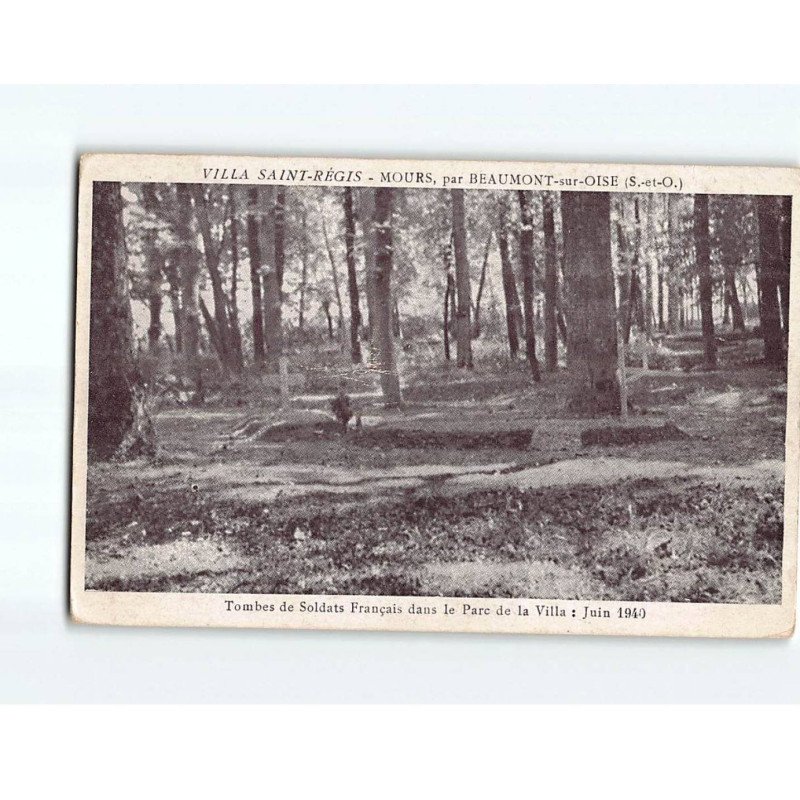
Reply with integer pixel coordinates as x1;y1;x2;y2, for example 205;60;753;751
71;155;798;636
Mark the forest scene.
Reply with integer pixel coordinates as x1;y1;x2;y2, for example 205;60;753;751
83;180;791;603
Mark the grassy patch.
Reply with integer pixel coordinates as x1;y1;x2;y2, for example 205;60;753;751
86;474;783;603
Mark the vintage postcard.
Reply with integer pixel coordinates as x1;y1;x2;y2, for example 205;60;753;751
71;154;798;637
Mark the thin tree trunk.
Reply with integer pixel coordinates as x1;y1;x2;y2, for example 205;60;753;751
359;189;377;349
245;187;266;364
266;185;286;371
257;186;282;371
176;184;202;399
561;192;619;413
694;194;717;369
343;187;362;364
497;199;522;359
724;264;745;332
643;194;656;361
322;300;334;340
450;189;473;369
147;288;162;354
757;195;785;365
373;187;402;405
88;182;155;458
164;260;183;354
392;299;402;339
623;199;644;345
740;276;749;325
298;205;309;333
543;192;558;371
140;184;164;355
443;271;453;361
226;191;243;369
472;231;492;338
516;190;541;381
321;209;345;335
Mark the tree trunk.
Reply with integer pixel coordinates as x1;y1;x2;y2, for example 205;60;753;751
245;187;266;364
163;260;183;354
373;188;402;406
321;209;345;335
176;184;202;399
359;189;377;349
694;194;717;369
497;200;523;359
140;184;164;355
643;195;657;368
757;195;785;365
516;190;541;381
724;264;745;332
343;187;362;364
450;189;473;369
778;195;792;337
543;192;558;371
561;192;619;413
88;182;155;459
622;199;644;345
191;186;234;371
443;271;453;361
147;288;162;354
665;195;682;336
392;299;402;338
322;299;334;340
227;191;244;369
472;231;492;338
258;185;284;372
298;205;309;333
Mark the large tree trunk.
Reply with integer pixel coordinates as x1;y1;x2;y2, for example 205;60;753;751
450;189;473;369
245;186;266;364
561;192;619;413
543;192;559;371
373;188;402;406
694;194;717;369
516;190;541;381
88;182;154;459
343;187;362;364
666;195;682;335
176;184;202;399
778;195;792;337
497;199;523;359
757;195;786;365
191;186;234;371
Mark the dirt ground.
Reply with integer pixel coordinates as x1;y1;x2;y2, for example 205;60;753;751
84;333;788;603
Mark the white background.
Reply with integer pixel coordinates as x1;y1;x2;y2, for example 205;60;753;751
1;85;799;702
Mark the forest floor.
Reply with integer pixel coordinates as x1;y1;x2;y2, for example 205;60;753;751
84;331;788;603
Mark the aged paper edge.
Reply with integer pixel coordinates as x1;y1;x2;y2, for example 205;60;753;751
70;153;800;638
